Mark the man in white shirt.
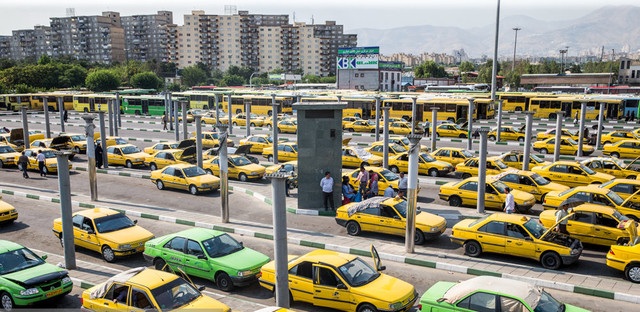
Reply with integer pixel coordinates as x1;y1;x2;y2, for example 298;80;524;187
320;171;335;211
503;187;515;214
36;150;46;177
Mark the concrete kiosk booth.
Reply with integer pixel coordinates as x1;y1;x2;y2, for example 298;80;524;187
294;102;346;210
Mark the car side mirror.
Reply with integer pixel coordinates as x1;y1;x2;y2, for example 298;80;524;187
336;283;348;290
378;265;386;271
524;237;533;241
87;229;95;235
41;254;48;260
134;220;138;225
393;216;400;220
198;285;206;291
197;254;207;260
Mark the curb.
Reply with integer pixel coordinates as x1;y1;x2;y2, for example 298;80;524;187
2;187;636;304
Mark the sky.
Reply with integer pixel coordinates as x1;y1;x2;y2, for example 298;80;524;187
2;0;639;35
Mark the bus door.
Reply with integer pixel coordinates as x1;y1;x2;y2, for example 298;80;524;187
141;100;149;115
456;105;469;123
607;103;619;119
208;96;216;109
89;98;95;112
475;102;487;120
415;103;424;122
562;102;572;117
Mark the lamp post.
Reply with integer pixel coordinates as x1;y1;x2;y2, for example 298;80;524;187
249;72;257;88
490;0;501;101
559;48;568;74
512;27;521;73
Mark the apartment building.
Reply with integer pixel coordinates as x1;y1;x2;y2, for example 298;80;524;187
49;11;125;64
0;36;10;59
10;26;51;61
618;58;640;85
121;11;173;63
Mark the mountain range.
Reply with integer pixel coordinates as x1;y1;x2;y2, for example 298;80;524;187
352;5;640;59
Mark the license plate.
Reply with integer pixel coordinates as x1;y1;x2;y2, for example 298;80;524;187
46;288;63;298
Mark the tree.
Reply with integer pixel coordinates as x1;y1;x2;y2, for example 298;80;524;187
85;69;120;92
459;61;475;73
130;71;163;90
414;61;447;78
221;74;245;86
180;65;207;87
60;65;88;88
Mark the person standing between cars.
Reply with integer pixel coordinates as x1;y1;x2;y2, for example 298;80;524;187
95;142;104;169
342;176;356;204
320;171;335;211
356;165;369;197
503;187;515;214
18;151;29;179
398;172;408;195
36;150;46;177
366;171;379;199
383;184;395;198
63;110;69;123
555;205;570;234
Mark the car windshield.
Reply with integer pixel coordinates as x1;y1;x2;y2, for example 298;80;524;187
494;159;508;169
567;138;578;145
121;146;141;154
420;153;436;162
41;150;57;158
391;144;407;152
201;233;244;258
523;219;546;239
94;213;136;233
183;166;207;177
461;150;474;158
266;136;273;143
394;200;408;218
531;154;545;163
338;257;380;287
151;277;202;310
378;169;398;181
0;247;45;274
289;144;298;152
579;164;596;175
607;190;625;206
230;156;252;166
169;143;180;149
533;290;564;312
0;145;16;153
70;135;86;141
613;210;629;222
531;173;550;185
491;181;508;193
114;138;127;145
399;138;410;146
612;158;627;168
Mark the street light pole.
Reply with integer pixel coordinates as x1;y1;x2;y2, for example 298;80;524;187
559;48;568;74
512;27;521;73
249;72;256;88
490;0;501;101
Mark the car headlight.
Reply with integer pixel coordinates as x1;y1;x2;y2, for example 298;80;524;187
62;276;72;284
118;244;132;250
251;171;258;175
50;163;58;167
20;288;39;296
238;270;254;277
389;302;403;310
571;248;580;255
201;184;210;188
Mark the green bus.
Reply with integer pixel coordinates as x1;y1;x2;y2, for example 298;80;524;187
121;95;181;116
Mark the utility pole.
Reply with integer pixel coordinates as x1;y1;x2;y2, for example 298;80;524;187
512;27;521;73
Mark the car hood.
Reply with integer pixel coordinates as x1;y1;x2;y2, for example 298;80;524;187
415;212;446;228
178;295;229;311
187;175;221;184
591;172;615;181
212;247;270;270
511;189;536;202
98;226;154;244
234;144;252;155
51;136;72;145
124;152;148;159
179;146;196;159
9;128;24;143
354;273;415;303
238;163;266;173
3;263;67;288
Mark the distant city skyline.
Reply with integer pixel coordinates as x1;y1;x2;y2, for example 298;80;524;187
2;0;639;36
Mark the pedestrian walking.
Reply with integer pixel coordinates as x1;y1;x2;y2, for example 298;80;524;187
397;172;408;195
18;151;29;179
162;113;168;130
356;165;369;197
36;150;46;177
555;205;570;234
95;143;104;169
574;111;579;125
320;171;335;211
63;110;68;122
424;120;431;137
503;187;515;214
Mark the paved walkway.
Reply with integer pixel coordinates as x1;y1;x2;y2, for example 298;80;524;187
1;168;639;304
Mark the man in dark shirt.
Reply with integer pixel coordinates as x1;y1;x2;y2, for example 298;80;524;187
18;151;29;179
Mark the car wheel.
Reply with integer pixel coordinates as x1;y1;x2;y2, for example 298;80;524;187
361;162;369;167
277;128;282;133
102;246;116;263
625;264;640;283
268;155;274;163
189;185;198;195
357;303;378;312
488;135;496;141
540;149;548;154
464;241;482;257
449;196;462;207
459;134;466;138
250;122;256;127
549;113;557;119
156;180;164;190
216;272;234;292
389;130;395;134
1;292;14;311
540;251;562;270
518;137;525;142
150;163;157;171
428;168;438;177
267;124;272;130
348;128;355;132
68;154;75;161
205;169;214;175
414;229;426;245
627;175;637;180
126;160;133;168
154;258;168;271
73;146;80;154
461;173;471;179
0;160;3;168
604;141;611;145
346;221;361;236
59;235;64;248
540;193;547;204
239;173;248;182
611;152;620;158
389;166;399;173
232;122;238;126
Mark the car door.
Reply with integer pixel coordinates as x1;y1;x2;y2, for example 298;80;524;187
353;207;382;233
380;205;405;236
566;211;596;244
457;181;479;206
71;214;90;249
342;148;358;168
81;217;101;253
313;265;353;311
288;261;314;303
593;213;620;246
484;184;503;209
173;169;188;190
395;154;410;173
92;283;131;312
505;223;536;259
183;239;212;279
476;221;506;254
160;236;187;271
602;160;622;178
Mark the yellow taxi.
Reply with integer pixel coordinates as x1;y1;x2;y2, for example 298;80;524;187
103;136;129;147
342;116;362;128
606;220;640;283
19;148;72;174
532;137;594;156
531;161;615;188
493;170;569;202
192;131;235;149
200;110;223;125
598;179;640;205
497;150;551;169
389;121;423;135
177;109;207;123
262;142;298;162
52;208;154;262
263;114;292;130
342;146;382;168
454;156;514;179
202;155;265;181
276;119;297;134
580;157;639;179
388;136;430;153
34;136;78;160
388;152;454;177
430;147;474;166
366;142;407;157
435;123;467;138
488;125;526;142
106;144;150;168
344;167;400;196
601;130;636;145
265;160;297;175
238;134;274;153
150;164;220;195
143;147;196;171
0;144;20;168
143;141;181;154
336;197;447;244
602;139;640;159
543;184;624;209
82;267;230;311
0;134;21;152
229;113;265;127
0;196;18;224
536;128;583;142
344;119;377;133
539;204;637;246
450;213;583;270
258;247;418;312
58;133;89;154
633;128;640;138
439;176;536;212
